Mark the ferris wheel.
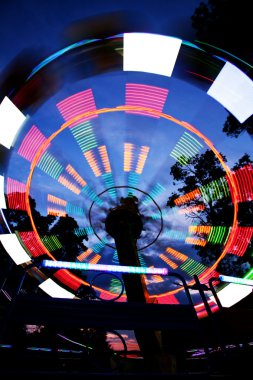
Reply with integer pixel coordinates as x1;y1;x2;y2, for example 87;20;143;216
0;32;252;316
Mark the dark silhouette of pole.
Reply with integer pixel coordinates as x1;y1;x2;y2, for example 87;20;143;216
105;196;163;371
105;197;150;303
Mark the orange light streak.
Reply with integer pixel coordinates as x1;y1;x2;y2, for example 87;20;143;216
98;145;111;173
135;146;150;174
89;254;101;264
174;189;201;206
189;225;211;234
185;237;207;247
77;248;93;262
165;247;188;262
178;204;205;214
47;208;66;217
47;194;67;206
84;150;101;176
58;175;81;194
124;143;133;172
159;254;178;269
66;164;87;187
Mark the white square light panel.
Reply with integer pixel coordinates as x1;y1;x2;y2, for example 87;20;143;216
212;283;252;308
0;233;31;265
39;278;75;299
207;61;253;123
0;175;6;208
123;32;182;77
0;96;26;149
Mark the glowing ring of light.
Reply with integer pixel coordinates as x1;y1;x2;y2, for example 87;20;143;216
25;105;239;298
88;185;163;251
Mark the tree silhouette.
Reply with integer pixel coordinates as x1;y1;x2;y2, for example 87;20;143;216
167;150;253;271
191;0;252;63
222;114;253;138
191;1;253;273
4;194;88;262
50;214;88;261
167;150;232;225
4;195;55;234
191;0;253;139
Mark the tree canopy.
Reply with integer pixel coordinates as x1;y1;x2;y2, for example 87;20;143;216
167;150;253;272
4;194;88;261
191;0;253;63
191;0;253;139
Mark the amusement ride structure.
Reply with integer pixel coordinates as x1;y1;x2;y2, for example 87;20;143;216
0;29;253;376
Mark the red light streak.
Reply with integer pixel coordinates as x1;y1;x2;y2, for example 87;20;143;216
226;164;253;202
19;231;47;257
7;178;26;210
226;226;253;256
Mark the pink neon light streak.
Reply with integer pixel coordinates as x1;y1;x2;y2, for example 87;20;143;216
17;125;48;162
125;83;168;118
57;89;97;127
